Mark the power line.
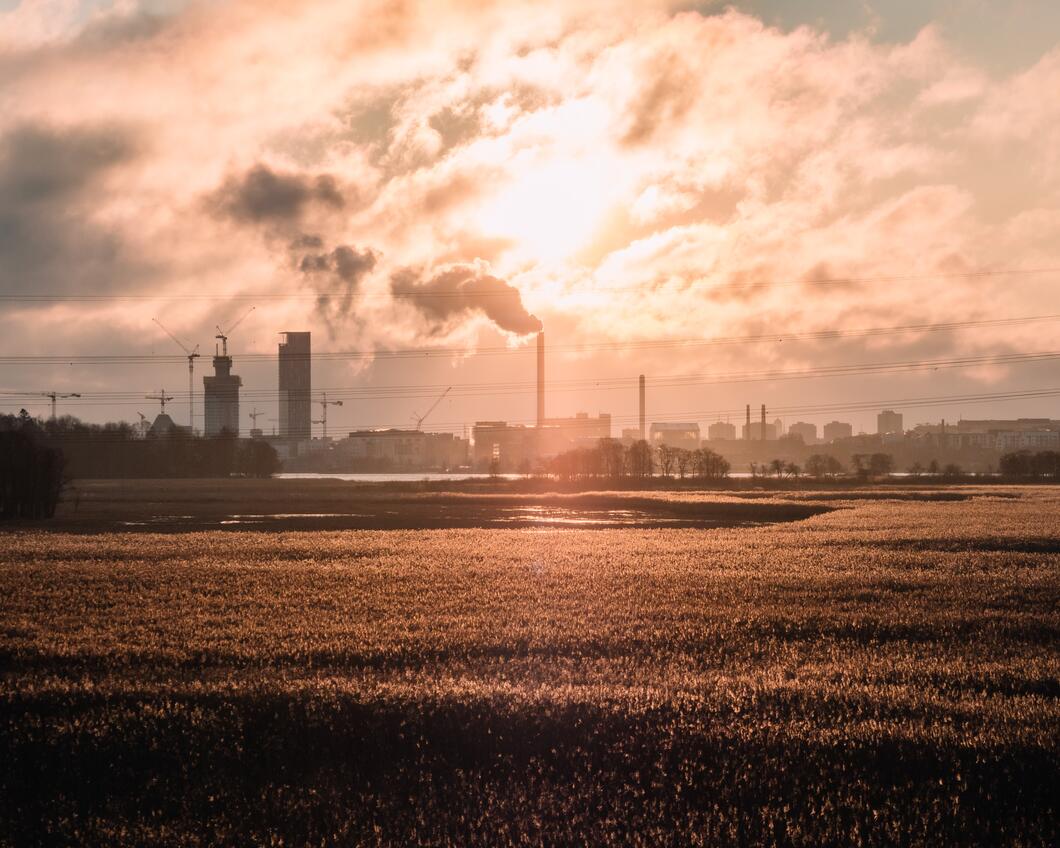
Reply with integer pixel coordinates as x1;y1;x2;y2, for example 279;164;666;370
10;385;1060;444
0;266;1057;303
2;312;1059;366
4;349;1060;410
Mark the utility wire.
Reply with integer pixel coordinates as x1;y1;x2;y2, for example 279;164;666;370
10;386;1060;444
4;351;1060;412
1;266;1057;303
2;312;1059;366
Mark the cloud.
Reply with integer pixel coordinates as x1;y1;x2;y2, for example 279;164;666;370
391;263;542;336
0;121;146;294
621;50;696;145
210;163;345;225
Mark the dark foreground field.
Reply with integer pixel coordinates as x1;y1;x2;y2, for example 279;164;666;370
2;484;1058;845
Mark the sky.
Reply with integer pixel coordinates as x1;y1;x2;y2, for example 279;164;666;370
1;0;1059;437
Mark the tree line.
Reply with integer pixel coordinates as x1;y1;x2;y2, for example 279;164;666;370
0;417;65;519
534;439;732;481
999;450;1060;479
0;411;279;492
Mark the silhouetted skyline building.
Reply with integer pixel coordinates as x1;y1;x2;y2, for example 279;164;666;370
788;421;818;443
707;420;737;441
203;353;241;436
649;422;700;450
279;331;311;440
742;420;777;440
877;409;904;436
823;421;853;442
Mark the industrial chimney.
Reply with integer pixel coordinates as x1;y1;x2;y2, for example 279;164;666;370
639;374;645;440
536;331;545;429
761;404;766;441
745;404;751;440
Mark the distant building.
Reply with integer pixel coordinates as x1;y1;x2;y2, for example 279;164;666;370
956;418;1060;434
741;421;777;440
203;353;241;436
773;418;784;437
650;422;700;451
148;412;189;438
472;421;534;471
540;412;611;455
907;418;1060;451
787;421;817;444
279;332;311;440
620;427;643;444
707;420;737;441
877;409;904;436
995;430;1060;451
823;421;853;442
341;429;467;469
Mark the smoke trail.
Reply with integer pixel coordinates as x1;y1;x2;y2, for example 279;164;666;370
297;241;377;329
391;264;541;336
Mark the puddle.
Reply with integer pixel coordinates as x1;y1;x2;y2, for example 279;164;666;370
78;499;832;533
496;506;688;527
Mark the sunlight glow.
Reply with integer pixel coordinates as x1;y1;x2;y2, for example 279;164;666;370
476;155;614;265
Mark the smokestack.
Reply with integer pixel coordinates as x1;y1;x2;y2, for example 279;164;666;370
746;404;751;440
536;331;545;429
761;404;766;441
639;374;645;440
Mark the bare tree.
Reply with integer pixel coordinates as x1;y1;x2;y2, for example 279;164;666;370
628;440;653;478
807;454;844;478
657;445;677;478
696;448;730;480
675;448;691;479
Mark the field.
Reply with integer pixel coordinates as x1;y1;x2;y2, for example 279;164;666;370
2;483;1059;845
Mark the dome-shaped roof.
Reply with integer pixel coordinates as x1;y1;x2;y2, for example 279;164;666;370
149;413;177;436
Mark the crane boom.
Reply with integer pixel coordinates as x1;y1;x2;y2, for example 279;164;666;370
215;306;256;357
412;386;451;430
312;392;343;440
227;305;256;334
152;318;194;356
40;391;81;420
146;390;174;414
152;317;199;430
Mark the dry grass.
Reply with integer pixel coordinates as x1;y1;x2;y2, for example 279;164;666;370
2;487;1058;845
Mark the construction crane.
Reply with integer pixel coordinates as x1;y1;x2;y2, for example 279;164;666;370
146;390;174;415
41;391;81;420
215;306;256;357
152;318;200;431
248;408;264;430
411;386;451;430
136;411;149;438
313;392;343;440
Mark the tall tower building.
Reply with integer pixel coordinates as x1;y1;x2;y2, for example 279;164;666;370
279;331;312;440
877;409;904;436
203;352;241;436
638;374;645;440
536;331;545;429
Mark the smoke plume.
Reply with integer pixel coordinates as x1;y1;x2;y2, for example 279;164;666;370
211;163;344;224
297;242;377;331
391;264;542;336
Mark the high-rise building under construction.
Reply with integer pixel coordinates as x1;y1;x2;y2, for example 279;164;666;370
203;352;241;436
279;331;311;440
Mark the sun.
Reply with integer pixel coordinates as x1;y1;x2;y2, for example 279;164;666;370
475;154;613;266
